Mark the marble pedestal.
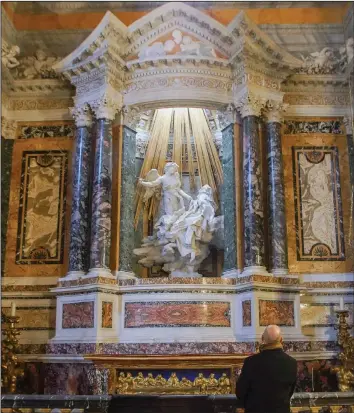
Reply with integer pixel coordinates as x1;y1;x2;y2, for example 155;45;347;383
51;276;304;344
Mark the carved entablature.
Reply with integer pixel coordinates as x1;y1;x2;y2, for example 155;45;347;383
2;2;353;122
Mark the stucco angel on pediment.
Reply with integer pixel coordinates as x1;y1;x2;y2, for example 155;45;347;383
138;29;219;60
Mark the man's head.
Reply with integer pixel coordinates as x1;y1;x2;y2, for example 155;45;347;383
262;325;282;345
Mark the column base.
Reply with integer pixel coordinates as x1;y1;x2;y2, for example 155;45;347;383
113;270;137;280
271;268;289;276
241;266;269;277
87;268;115;278
222;269;240;278
59;270;85;281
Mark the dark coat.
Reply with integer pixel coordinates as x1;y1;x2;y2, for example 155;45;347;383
236;348;297;413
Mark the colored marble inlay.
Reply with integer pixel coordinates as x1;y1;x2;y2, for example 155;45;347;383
292;146;345;261
18;124;75;139
102;301;113;328
16;150;68;264
242;300;252;327
62;301;94;329
259;300;295;327
284;120;343;135
125;301;231;328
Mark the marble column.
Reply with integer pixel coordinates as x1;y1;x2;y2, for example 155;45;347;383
221;123;238;278
241;112;268;276
265;109;288;275
88;101;119;278
66;104;93;278
344;117;354;224
116;126;137;279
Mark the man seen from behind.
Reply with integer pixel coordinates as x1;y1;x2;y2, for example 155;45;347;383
236;325;297;413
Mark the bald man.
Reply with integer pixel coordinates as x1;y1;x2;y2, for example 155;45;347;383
236;325;297;413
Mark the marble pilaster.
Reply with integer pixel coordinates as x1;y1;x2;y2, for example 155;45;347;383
117;126;137;279
1;138;14;277
343;117;354;226
89;118;114;276
221;123;237;277
242;115;268;276
66;104;93;278
265;119;288;275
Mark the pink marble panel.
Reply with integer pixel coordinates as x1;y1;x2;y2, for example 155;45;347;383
259;300;295;327
62;301;94;329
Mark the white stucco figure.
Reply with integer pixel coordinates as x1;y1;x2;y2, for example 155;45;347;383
134;176;223;278
20;49;60;79
1;41;20;69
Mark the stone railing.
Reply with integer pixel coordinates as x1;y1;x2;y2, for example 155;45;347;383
2;393;354;413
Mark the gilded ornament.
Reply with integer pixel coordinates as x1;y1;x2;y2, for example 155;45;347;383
1;313;24;393
331;310;354;392
115;371;232;395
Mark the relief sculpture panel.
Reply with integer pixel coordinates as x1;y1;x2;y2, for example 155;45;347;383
292;146;345;261
282;128;352;274
16;151;68;264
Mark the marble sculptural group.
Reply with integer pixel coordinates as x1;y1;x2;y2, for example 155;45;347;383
134;162;223;277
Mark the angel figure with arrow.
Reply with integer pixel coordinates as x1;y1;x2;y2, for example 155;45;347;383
139;162;192;216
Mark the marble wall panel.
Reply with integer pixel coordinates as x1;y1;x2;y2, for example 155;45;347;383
242;300;252;327
301;303;354;327
4;136;72;277
284;120;343;135
2;306;56;330
18;123;75;139
62;301;94;329
282;124;353;273
102;301;113;328
1;138;14;276
259;300;295;327
124;301;231;328
292;146;345;261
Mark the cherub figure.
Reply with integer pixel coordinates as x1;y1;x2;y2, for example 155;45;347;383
21;49;60;79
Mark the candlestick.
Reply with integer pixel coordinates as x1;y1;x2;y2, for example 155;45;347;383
11;302;16;317
339;297;344;310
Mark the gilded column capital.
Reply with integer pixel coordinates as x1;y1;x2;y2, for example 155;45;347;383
343;116;353;135
70;103;93;128
235;92;267;118
264;101;289;124
91;94;121;121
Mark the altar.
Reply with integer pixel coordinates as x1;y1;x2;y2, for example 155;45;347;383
1;0;354;401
